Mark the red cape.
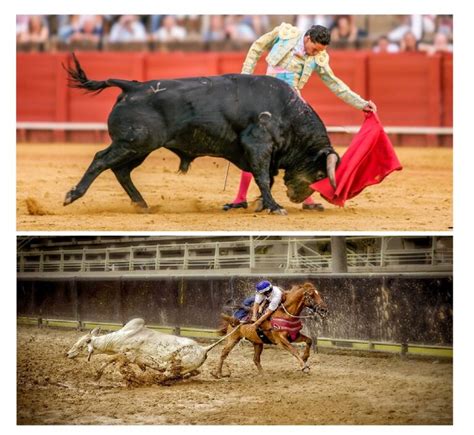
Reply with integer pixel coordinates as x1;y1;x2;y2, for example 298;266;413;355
311;112;402;207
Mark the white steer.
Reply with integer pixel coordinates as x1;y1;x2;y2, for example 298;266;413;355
67;318;234;382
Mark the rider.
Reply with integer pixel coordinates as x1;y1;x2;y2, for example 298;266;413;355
233;295;255;323
251;280;284;328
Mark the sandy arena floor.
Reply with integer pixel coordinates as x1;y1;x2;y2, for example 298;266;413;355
17;325;452;425
16;143;452;231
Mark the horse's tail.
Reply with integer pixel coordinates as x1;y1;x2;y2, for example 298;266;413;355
63;52;139;95
221;313;240;328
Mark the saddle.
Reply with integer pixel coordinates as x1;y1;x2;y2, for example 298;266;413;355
270;318;302;342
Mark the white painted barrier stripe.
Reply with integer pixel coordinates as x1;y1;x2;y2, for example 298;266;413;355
16;122;453;135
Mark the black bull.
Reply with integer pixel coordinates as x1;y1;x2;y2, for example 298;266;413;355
64;55;339;215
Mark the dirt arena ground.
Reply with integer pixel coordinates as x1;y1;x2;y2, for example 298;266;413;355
17;325;452;425
16;143;452;231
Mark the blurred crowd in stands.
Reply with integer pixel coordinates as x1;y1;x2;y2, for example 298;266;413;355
16;14;453;55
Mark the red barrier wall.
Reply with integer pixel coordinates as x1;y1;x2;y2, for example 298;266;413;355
17;51;453;144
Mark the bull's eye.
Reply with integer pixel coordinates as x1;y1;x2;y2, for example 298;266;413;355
315;170;325;180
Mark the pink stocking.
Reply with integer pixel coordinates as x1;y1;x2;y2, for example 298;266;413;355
233;171;253;203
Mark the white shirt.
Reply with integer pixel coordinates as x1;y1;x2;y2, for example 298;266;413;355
255;286;283;312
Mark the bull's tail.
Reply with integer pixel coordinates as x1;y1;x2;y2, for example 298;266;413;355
63;52;138;95
204;323;242;355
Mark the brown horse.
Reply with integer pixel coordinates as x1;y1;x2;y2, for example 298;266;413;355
211;282;328;378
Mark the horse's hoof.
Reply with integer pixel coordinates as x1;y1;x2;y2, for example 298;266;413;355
302;365;311;374
210;371;221;379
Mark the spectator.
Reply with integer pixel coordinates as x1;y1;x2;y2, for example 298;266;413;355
330;15;359;47
224;15;256;42
58;15;79;42
68;15;103;45
240;15;270;36
419;32;453;55
149;15;162;33
109;15;147;43
16;15;30;37
153;15;187;42
184;15;202;40
296;15;334;32
372;35;399;53
399;31;419;52
17;15;49;45
435;15;453;39
203;15;226;42
388;15;435;42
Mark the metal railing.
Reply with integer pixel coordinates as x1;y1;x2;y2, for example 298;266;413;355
17;239;453;275
17;121;453;136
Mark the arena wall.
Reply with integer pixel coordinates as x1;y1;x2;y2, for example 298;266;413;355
17;274;453;346
16;52;453;146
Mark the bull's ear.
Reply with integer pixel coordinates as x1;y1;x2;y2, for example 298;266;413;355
90;327;101;336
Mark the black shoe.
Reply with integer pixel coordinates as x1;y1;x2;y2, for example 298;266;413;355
222;201;248;211
302;203;324;211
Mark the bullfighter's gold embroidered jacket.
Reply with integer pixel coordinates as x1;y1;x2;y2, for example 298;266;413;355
241;22;368;110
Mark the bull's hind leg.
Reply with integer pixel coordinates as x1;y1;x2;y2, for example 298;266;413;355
112;154;150;209
64;141;143;206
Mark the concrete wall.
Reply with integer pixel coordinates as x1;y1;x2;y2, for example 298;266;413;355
17;275;453;345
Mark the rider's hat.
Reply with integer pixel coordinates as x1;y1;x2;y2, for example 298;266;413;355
256;280;273;293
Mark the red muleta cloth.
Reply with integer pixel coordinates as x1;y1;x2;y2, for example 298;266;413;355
311;112;402;207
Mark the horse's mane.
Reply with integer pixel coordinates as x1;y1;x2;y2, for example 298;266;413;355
284;282;314;297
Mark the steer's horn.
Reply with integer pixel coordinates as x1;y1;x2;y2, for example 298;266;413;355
326;153;338;190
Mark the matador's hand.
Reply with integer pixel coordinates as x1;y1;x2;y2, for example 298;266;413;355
363;100;377;113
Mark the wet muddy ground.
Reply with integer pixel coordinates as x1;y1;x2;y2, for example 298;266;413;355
17;325;452;425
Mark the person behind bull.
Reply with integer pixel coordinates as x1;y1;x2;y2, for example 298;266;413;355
233;294;256;323
251;280;284;328
223;22;377;212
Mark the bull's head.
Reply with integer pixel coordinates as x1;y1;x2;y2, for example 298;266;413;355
284;151;338;203
66;327;101;359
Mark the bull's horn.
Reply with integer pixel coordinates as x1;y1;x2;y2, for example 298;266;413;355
326;153;338;190
87;349;93;362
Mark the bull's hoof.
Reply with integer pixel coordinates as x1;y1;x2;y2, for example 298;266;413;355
270;208;288;216
302;203;324;211
63;189;76;206
133;202;150;213
253;198;264;212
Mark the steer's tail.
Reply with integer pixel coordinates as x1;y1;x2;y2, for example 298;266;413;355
63;52;139;95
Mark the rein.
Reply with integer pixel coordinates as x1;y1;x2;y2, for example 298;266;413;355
280;300;316;319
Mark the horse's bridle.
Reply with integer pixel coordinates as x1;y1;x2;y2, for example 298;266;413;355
280;289;328;319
